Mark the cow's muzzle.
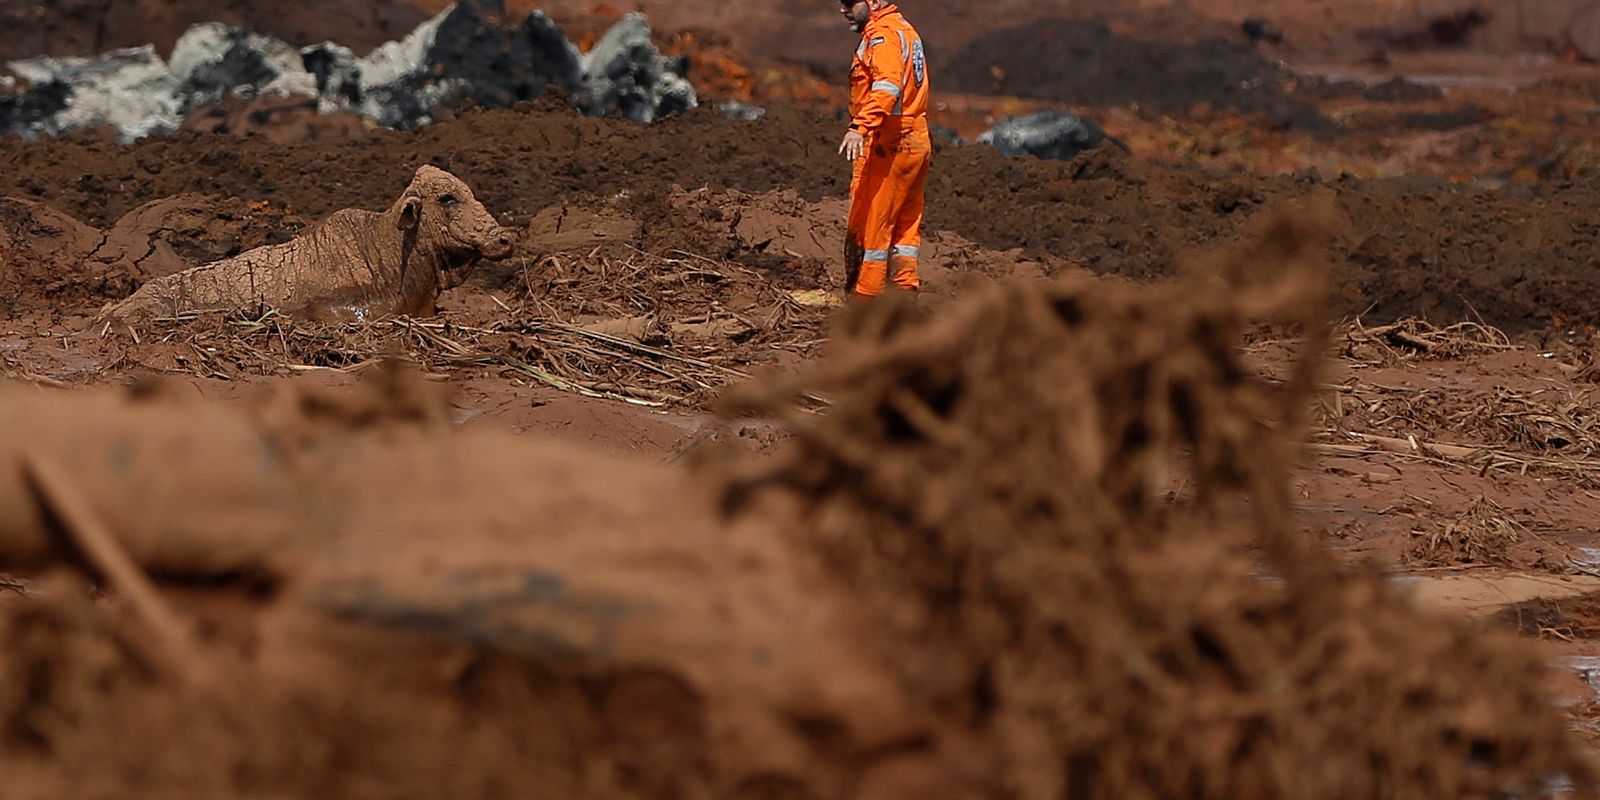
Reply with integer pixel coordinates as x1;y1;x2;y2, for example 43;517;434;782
482;228;517;261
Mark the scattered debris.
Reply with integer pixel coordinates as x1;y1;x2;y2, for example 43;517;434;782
89;246;827;409
1406;496;1572;570
1495;591;1600;640
1344;318;1515;361
978;108;1125;162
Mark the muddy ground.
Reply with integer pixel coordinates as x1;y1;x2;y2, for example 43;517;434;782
10;1;1600;796
5;78;1600;565
5;101;1600;332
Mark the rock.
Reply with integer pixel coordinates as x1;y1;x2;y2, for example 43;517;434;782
349;6;458;129
931;126;966;146
1362;76;1443;103
517;11;584;98
168;23;316;113
5;24;319;142
299;42;362;113
979;109;1111;162
719;100;765;121
1241;17;1284;44
0;71;71;139
7;46;182;142
410;2;582;119
577;13;697;123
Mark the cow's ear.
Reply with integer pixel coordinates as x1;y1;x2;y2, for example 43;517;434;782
395;196;421;230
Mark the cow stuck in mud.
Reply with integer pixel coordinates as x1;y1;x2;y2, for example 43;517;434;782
102;166;516;323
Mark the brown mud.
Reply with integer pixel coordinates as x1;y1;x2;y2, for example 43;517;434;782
1;213;1595;798
8;2;1600;791
4;102;1600;331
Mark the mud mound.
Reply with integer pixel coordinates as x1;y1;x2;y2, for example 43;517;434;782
926;147;1600;332
0;192;306;315
941;18;1335;129
0;197;110;312
508;187;1062;304
1496;591;1600;640
719;207;1596;797
178;94;372;142
0;104;845;231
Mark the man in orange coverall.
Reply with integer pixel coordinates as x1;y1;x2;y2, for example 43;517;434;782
838;0;930;299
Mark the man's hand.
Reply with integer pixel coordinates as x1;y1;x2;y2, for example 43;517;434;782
839;130;867;161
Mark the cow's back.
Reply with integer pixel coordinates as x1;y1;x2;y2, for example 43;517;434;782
105;210;385;322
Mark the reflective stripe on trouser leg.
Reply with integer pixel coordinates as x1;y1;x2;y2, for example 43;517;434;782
889;247;919;292
855;256;890;297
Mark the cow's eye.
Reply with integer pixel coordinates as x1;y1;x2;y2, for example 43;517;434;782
439;194;458;206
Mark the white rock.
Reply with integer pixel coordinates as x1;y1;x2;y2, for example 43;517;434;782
8;46;181;142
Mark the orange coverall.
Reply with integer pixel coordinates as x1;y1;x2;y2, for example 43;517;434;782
845;3;930;298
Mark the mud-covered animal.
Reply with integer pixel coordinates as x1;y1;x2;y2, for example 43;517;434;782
102;166;516;323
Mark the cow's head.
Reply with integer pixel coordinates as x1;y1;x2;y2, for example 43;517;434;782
393;166;516;285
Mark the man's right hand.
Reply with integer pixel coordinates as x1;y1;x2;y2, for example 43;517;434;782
839;130;867;161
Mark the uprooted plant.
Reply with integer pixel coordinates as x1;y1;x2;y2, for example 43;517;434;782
1343;317;1515;363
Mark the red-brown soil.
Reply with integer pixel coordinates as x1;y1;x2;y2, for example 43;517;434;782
5;101;1600;332
3;212;1599;797
9;1;1600;794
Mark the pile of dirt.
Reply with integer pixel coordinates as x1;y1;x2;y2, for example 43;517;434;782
0;102;847;230
712;206;1594;797
0;197;114;312
941;18;1336;130
1496;590;1600;640
0;192;307;316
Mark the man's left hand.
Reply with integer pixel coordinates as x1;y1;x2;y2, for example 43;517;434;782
839;130;866;161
